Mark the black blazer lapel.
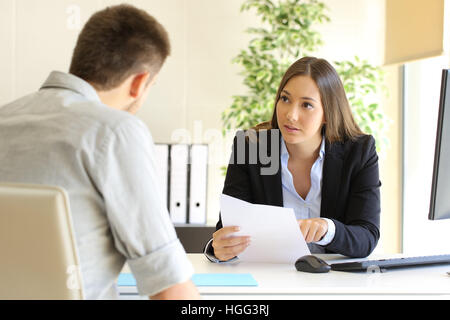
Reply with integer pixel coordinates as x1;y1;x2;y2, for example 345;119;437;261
261;169;283;206
321;141;344;219
260;130;283;207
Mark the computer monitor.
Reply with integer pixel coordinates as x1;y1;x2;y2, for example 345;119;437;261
429;69;450;220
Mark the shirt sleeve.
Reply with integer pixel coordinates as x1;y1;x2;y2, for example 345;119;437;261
94;118;194;297
314;218;336;246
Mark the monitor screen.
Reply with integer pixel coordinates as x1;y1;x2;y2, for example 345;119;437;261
429;69;450;220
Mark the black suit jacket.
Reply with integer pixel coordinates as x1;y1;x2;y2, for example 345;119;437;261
213;129;381;258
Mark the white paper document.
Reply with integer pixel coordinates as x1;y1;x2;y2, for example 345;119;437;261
220;194;311;263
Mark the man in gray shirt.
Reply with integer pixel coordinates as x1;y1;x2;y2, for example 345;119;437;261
0;4;199;300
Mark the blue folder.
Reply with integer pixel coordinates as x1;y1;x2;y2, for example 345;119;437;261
117;273;137;286
117;273;257;287
191;273;258;286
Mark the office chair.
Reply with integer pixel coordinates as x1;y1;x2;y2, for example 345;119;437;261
0;183;84;299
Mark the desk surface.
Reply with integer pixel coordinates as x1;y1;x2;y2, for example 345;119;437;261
188;253;450;298
119;253;450;299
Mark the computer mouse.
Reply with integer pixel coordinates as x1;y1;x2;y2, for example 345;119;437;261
295;255;331;273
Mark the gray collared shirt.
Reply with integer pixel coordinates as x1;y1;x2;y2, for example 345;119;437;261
0;71;194;299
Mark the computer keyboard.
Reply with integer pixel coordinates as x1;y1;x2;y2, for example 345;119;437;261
330;254;450;272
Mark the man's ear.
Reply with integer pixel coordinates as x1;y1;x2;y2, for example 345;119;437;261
129;72;151;98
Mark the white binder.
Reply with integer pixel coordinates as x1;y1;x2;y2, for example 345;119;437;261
154;144;169;208
169;144;189;224
188;144;208;224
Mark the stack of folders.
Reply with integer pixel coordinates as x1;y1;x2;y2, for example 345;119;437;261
154;143;208;225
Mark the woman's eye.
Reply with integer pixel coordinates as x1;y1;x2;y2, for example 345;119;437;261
303;102;313;109
280;95;289;103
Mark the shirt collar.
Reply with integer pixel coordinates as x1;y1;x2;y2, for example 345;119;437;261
318;135;326;159
40;71;101;102
281;135;326;160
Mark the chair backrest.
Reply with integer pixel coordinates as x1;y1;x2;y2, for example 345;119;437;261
0;183;84;299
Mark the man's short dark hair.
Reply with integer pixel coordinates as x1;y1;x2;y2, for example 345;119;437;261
69;4;170;90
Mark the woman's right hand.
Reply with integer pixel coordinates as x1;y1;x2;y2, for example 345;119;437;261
212;226;251;262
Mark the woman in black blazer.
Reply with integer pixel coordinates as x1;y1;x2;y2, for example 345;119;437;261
206;57;381;261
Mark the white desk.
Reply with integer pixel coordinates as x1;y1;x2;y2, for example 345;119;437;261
119;253;450;299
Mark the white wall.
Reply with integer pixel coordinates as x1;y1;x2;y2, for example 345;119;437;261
316;0;385;65
1;1;398;251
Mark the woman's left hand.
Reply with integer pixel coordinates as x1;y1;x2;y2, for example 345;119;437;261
297;218;328;243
